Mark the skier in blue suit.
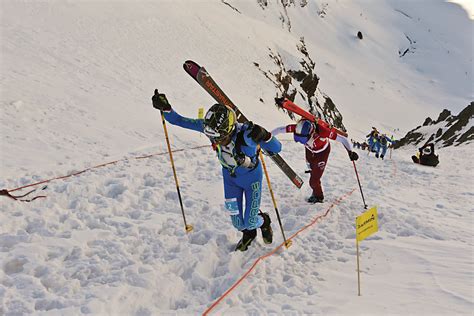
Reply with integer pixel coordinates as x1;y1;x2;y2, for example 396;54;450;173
377;134;393;159
366;127;379;154
152;90;281;251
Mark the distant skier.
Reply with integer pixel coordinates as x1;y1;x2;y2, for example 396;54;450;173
366;127;379;153
152;90;280;251
271;119;358;203
376;134;393;159
412;143;439;167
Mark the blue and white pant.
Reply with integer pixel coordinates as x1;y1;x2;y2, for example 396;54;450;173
223;166;264;231
380;145;388;157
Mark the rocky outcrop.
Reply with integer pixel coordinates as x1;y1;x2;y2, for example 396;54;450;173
254;38;346;131
394;102;473;148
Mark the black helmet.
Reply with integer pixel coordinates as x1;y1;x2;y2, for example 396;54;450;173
203;104;237;142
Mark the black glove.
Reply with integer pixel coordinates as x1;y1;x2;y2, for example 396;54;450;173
248;123;272;143
348;151;359;161
275;97;285;107
152;89;172;112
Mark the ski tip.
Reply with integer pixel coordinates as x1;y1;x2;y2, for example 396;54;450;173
183;60;199;68
183;60;201;78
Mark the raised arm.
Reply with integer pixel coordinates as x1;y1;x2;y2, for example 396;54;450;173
271;125;296;137
152;90;204;133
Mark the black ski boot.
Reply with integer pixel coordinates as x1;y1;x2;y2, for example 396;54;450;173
259;212;273;244
307;195;324;204
235;229;257;251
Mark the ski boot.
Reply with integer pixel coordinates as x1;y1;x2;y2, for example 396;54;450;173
259;212;273;244
307;195;324;204
235;229;257;251
380;154;384;160
375;153;379;158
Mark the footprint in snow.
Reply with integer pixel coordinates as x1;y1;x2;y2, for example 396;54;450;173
105;182;127;198
189;230;214;246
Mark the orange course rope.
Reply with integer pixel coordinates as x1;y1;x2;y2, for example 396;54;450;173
391;158;398;177
202;188;356;316
5;145;210;194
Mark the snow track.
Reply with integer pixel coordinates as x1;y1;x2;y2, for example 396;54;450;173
2;142;472;314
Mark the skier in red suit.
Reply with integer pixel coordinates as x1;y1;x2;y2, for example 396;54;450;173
272;119;358;203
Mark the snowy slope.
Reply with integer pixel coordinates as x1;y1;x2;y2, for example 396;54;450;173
1;0;472;177
1;143;472;315
1;0;473;315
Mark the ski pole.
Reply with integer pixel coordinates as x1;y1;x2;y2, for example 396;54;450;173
160;110;193;233
389;135;394;159
352;161;368;209
259;151;292;248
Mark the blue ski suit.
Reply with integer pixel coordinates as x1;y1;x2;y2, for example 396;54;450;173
163;109;282;231
366;130;379;153
374;135;392;157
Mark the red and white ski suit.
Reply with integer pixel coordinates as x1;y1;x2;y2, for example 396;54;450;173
272;120;352;199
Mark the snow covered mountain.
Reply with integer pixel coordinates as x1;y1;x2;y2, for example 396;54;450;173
1;1;473;315
395;101;474;149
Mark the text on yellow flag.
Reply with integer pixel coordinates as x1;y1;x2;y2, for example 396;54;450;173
356;206;378;241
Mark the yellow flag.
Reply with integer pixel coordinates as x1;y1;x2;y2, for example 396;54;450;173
198;107;204;119
356;207;378;241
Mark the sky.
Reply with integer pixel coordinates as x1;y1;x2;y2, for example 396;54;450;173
449;0;474;18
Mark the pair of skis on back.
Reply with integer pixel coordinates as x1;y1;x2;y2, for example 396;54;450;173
183;60;336;188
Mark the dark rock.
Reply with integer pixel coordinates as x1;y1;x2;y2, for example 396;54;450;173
440;103;473;146
396;102;473;149
434;109;451;124
288;70;306;81
422;117;433;126
455;126;474;145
